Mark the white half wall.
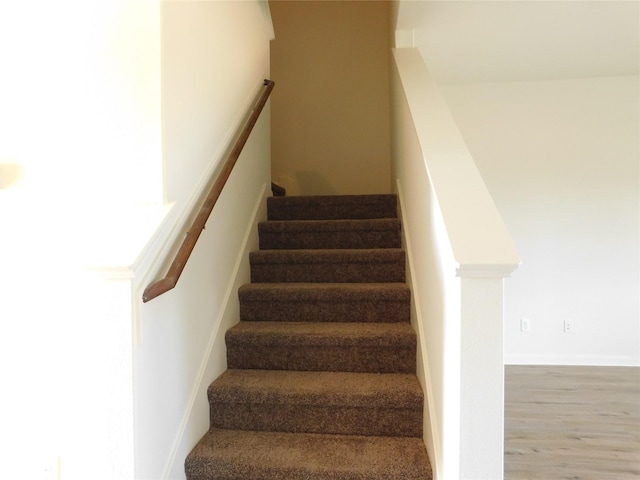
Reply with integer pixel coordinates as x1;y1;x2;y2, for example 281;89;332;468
439;77;640;366
392;48;519;480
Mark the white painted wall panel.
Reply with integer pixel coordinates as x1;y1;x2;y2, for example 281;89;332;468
440;77;640;366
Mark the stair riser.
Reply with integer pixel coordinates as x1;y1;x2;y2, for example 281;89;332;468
259;230;401;250
226;345;416;373
187;462;427;480
210;404;422;438
268;206;398;221
239;299;410;323
251;263;405;283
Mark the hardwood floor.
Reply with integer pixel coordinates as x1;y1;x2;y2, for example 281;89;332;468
505;365;640;480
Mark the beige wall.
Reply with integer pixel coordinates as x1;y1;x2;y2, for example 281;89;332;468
270;0;391;195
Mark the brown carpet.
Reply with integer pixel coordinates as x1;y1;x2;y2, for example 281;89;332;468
185;194;432;479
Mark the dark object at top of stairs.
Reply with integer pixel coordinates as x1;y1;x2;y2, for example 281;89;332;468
271;182;286;196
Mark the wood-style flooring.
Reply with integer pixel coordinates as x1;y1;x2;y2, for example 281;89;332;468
505;365;640;480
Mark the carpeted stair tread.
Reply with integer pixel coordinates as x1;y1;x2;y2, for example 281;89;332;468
208;369;423;437
250;248;405;264
238;283;410;323
259;218;401;249
227;321;416;347
259;218;401;234
239;282;410;301
186;193;432;478
267;194;397;221
209;369;422;408
185;428;432;480
250;248;405;283
226;321;416;373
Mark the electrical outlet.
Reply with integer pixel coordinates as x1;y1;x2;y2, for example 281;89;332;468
43;456;58;480
564;320;573;333
520;318;531;332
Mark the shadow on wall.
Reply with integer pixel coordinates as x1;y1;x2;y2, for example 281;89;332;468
275;171;339;196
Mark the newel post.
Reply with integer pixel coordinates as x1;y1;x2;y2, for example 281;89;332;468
457;266;517;480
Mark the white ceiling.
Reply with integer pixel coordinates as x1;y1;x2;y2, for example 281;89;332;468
395;0;640;84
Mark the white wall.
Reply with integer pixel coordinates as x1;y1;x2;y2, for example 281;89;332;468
1;1;273;478
0;0;163;209
439;77;640;366
135;2;273;479
162;0;272;205
0;1;161;478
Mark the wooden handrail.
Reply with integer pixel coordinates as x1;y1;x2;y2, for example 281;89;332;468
143;79;275;303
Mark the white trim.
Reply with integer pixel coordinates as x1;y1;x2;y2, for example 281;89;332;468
456;263;519;279
80;202;174;281
87;266;136;280
505;354;640;367
160;182;268;480
129;202;176;289
397;179;443;480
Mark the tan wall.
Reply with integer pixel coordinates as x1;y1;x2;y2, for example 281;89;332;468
270;0;391;195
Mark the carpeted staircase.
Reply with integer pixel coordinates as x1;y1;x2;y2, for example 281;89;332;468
185;194;432;479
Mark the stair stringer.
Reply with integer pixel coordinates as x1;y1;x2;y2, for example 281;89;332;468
160;183;269;479
397;180;442;480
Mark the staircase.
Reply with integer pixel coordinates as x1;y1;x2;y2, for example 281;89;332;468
185;194;432;479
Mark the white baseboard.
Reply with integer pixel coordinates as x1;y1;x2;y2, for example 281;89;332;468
505;353;640;367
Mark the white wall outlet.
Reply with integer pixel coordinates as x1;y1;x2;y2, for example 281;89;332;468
43;456;59;480
520;318;531;332
564;320;573;333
